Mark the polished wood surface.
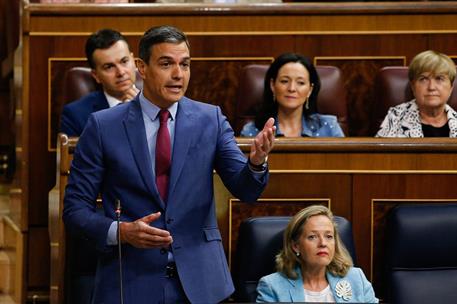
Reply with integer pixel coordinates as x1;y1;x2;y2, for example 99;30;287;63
1;216;24;304
51;136;457;303
16;1;457;300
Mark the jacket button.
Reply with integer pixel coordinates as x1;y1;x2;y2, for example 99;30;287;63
160;248;167;254
166;218;174;224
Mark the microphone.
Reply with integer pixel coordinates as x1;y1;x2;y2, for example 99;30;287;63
115;199;124;304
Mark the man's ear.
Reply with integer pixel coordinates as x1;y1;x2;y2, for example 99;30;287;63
91;69;102;84
136;59;147;79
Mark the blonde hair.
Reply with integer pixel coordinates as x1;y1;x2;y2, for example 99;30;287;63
408;50;456;83
276;205;353;279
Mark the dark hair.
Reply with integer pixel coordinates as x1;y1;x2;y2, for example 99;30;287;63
85;29;129;69
139;25;190;65
255;53;321;130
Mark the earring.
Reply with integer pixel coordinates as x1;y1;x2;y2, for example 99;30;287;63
305;96;309;110
295;251;300;257
273;93;277;103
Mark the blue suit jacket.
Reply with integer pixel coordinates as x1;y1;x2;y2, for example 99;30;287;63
63;95;268;303
60;90;109;136
257;267;378;303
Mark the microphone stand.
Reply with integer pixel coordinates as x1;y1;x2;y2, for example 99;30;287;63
115;199;124;304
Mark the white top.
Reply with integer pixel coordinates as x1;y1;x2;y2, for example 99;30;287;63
104;91;125;108
304;285;335;303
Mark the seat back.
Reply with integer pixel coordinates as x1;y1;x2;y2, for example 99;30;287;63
371;66;457;135
386;204;457;304
59;66;144;111
55;66;144;131
235;64;348;135
232;215;356;302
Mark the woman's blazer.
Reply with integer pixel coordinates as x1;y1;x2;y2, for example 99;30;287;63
256;267;378;303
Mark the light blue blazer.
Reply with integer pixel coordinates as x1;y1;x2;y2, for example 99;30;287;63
257;267;378;303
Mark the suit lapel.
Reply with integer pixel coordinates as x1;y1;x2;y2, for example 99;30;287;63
93;91;110;112
289;269;306;302
327;272;341;303
168;98;194;200
123;97;164;209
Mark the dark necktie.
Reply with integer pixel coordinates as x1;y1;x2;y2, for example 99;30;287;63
155;109;171;202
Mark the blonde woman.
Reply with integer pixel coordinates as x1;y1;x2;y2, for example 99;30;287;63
257;205;378;303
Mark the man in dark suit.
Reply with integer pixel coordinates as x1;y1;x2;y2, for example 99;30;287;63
60;28;139;304
60;28;139;136
63;25;275;303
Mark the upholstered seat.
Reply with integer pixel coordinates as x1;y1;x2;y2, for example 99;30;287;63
232;215;356;302
234;64;348;135
385;203;457;304
58;66;143;113
371;66;457;135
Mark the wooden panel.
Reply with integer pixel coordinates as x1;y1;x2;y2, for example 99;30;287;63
27;227;49;288
18;2;457;300
315;56;406;136
2;216;24;303
352;176;457;302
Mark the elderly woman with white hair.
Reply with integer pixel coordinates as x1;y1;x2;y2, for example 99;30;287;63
377;50;457;137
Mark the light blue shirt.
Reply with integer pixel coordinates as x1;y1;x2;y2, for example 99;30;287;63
106;91;178;246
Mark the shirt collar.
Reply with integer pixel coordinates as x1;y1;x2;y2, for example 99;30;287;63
139;91;178;122
104;91;124;108
104;85;138;108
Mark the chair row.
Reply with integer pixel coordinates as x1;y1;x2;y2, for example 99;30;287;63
232;203;457;304
59;65;457;137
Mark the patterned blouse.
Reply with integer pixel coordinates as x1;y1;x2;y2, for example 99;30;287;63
376;100;457;138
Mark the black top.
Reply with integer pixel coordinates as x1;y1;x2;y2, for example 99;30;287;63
421;122;450;137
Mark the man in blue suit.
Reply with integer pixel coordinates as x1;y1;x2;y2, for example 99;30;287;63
60;28;139;136
63;25;275;303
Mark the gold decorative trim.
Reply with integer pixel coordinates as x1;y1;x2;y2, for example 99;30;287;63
29;30;457;37
2;215;21;233
269;169;457;174
191;57;273;62
314;56;406;66
9;188;22;194
369;198;457;282
50;242;59;247
227;197;331;268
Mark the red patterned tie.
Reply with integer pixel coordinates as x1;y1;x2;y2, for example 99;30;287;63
155;109;171;202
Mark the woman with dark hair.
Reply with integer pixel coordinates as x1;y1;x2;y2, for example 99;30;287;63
241;53;344;137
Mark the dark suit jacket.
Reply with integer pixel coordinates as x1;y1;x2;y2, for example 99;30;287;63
63;95;268;303
60;90;109;136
